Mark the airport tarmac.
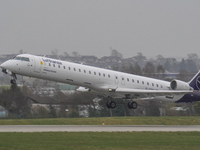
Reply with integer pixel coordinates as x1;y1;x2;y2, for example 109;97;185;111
0;125;200;132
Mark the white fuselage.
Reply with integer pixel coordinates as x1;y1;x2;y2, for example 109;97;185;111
1;54;185;101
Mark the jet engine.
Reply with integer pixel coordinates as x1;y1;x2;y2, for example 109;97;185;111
170;79;192;90
76;86;91;92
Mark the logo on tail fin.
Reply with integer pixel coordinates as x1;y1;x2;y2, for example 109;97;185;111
189;71;200;90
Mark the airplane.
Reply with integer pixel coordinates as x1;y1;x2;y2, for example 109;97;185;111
1;53;200;109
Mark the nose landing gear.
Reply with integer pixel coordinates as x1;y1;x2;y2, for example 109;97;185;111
10;79;16;84
1;68;17;85
10;74;17;85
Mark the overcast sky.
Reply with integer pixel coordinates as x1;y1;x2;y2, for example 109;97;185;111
0;0;200;58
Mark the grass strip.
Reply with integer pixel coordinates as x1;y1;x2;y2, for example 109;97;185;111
1;116;200;125
0;132;200;150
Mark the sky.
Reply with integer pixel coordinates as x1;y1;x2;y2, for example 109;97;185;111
0;0;200;58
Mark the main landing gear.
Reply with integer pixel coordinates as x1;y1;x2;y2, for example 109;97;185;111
106;100;116;109
127;101;138;109
106;97;138;109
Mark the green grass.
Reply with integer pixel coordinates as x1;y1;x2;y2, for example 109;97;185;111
1;117;200;149
1;116;200;125
0;132;199;150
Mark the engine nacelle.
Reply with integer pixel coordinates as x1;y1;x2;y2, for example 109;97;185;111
76;86;91;92
170;79;192;90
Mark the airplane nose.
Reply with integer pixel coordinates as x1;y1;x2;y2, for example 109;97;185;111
0;61;11;69
0;62;5;68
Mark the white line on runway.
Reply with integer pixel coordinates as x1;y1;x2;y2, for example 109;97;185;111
0;125;200;132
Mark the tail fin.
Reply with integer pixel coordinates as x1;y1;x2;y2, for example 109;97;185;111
189;70;200;90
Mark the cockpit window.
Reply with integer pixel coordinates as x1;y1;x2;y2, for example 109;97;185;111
14;57;22;60
21;57;30;62
13;56;30;62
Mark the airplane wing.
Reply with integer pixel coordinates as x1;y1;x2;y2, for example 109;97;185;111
114;87;194;97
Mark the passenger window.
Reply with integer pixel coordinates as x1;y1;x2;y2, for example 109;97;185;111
127;78;129;82
137;80;139;83
94;72;96;75
99;73;101;76
58;65;60;68
53;64;55;67
63;66;66;69
68;67;71;70
147;82;149;85
89;71;91;74
157;84;158;87
49;63;51;66
152;83;154;86
74;68;76;71
103;73;105;77
142;81;144;84
108;74;110;78
79;69;81;72
132;79;134;83
84;70;86;73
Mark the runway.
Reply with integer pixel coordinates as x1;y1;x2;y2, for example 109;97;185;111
0;125;200;132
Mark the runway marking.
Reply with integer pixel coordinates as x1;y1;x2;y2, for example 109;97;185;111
0;125;200;132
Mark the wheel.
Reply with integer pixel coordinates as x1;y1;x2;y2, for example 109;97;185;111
127;101;132;109
127;101;138;109
131;101;137;109
106;100;116;109
110;101;116;108
106;101;111;108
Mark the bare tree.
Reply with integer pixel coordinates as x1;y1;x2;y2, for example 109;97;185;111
156;64;165;79
177;70;189;81
188;53;198;60
133;52;147;62
133;62;142;75
64;52;69;57
72;51;81;57
19;49;26;54
143;62;156;78
110;49;123;59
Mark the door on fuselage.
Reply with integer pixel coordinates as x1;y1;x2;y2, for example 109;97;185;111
114;75;119;84
34;56;42;73
121;76;125;85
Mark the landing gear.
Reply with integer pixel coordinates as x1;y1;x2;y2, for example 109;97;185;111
105;97;138;109
10;79;16;84
127;101;138;109
106;100;116;109
10;73;17;85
